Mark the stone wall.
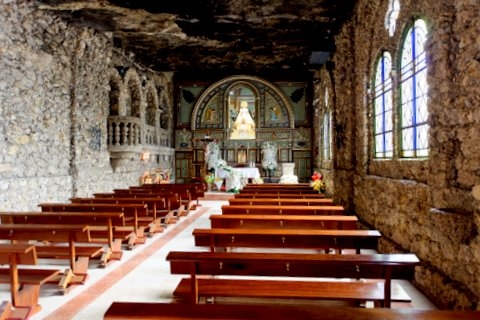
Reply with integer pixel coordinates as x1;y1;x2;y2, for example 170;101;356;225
0;2;174;209
317;0;480;309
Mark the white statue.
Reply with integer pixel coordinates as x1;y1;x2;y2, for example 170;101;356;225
206;141;221;175
261;141;277;171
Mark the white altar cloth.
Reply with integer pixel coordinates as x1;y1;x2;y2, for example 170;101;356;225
217;167;260;179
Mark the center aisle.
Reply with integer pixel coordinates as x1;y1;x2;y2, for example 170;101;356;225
40;199;228;320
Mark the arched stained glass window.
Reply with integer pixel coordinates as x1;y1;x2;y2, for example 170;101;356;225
399;19;429;157
373;51;393;158
385;0;400;37
322;89;332;160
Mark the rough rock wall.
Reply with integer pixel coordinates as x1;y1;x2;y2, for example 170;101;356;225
0;2;173;209
322;0;480;309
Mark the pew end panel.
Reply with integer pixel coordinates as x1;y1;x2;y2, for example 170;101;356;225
0;244;63;318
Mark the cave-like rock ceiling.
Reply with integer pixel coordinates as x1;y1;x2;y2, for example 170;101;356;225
37;0;356;79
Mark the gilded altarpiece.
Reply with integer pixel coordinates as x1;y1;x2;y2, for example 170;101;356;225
174;75;312;182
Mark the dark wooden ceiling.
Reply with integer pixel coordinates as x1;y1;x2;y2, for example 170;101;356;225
37;0;356;78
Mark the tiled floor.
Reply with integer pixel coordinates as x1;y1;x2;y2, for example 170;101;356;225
4;193;436;320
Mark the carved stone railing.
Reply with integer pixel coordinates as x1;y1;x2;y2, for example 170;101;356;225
107;116;174;171
108;116;142;151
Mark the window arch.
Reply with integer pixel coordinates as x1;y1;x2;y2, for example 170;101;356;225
399;19;429;157
373;51;394;158
322;89;332;160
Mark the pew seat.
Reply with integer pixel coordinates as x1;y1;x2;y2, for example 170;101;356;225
167;251;419;308
103;302;480;320
173;278;411;304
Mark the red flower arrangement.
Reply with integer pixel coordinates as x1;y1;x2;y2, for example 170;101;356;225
310;171;326;193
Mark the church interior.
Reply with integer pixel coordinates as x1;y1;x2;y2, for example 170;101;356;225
0;0;479;319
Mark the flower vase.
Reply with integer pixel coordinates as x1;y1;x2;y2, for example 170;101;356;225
207;183;212;192
214;180;223;191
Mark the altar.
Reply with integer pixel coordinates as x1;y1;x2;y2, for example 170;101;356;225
217;167;260;180
217;167;260;190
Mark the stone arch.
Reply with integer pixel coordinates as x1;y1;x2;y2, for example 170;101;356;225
123;69;143;118
144;81;158;126
159;96;170;130
191;75;294;130
108;68;125;116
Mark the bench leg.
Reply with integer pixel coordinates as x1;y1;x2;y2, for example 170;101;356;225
1;300;32;320
13;284;41;316
99;243;123;268
58;268;88;293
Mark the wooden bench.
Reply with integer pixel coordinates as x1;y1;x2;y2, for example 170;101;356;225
210;214;358;230
242;184;313;192
107;190;185;220
0;244;62;319
0;211;126;268
235;193;326;199
167;251;418;307
139;182;204;209
244;183;312;188
103;302;480;320
221;204;344;215
38;203;147;249
131;183;196;214
229;198;335;206
0;223;95;291
239;189;320;194
70;197;168;233
193;228;380;254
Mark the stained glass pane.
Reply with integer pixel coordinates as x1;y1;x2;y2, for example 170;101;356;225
373;52;393;158
399;19;429;158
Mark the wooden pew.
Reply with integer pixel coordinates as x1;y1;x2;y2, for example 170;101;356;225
235;193;326;199
239;189;320;194
107;190;184;221
228;198;335;206
103;302;480;320
0;244;62;319
221;204;344;215
167;251;418;307
70;197;168;234
0;224;91;292
0;211;126;268
38;203;146;249
193;228;380;254
242;183;312;190
131;183;196;214
210;214;358;230
244;182;312;187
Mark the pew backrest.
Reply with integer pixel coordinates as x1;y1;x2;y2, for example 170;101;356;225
193;228;380;253
209;214;358;230
221;204;344;215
